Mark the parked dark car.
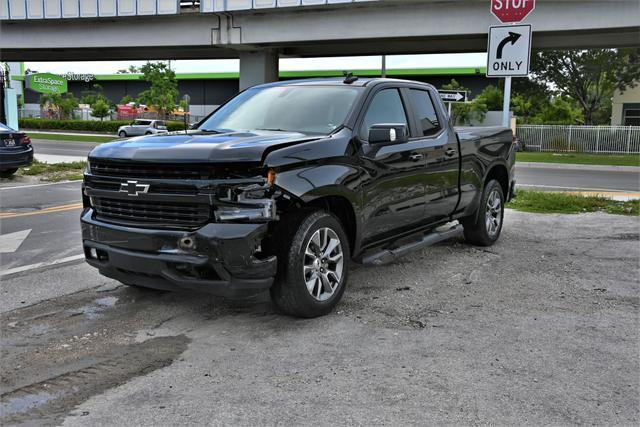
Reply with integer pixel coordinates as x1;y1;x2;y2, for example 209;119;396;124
0;123;33;177
81;78;516;317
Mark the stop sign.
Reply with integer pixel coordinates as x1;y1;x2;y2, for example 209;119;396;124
491;0;535;23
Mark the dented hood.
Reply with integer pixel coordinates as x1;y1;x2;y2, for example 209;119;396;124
88;130;321;164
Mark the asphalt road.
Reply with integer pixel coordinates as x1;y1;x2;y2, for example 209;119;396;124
0;210;638;425
0;181;83;272
517;163;640;192
31;139;100;159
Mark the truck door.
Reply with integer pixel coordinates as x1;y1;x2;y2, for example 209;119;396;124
406;88;460;223
359;87;427;243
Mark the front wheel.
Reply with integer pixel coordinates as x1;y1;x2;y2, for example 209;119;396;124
461;179;505;246
270;210;349;318
118;131;127;138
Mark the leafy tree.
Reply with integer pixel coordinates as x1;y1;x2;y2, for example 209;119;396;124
475;84;504;111
39;93;79;119
530;48;640;124
528;96;582;125
91;99;111;121
138;62;178;119
80;84;110;107
441;79;487;125
120;94;135;105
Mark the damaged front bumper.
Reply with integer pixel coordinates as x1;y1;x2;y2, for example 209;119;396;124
81;209;277;297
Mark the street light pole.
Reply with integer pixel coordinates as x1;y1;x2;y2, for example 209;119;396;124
381;55;386;78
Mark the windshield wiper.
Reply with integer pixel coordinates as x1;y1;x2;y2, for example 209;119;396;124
255;128;291;132
199;128;231;134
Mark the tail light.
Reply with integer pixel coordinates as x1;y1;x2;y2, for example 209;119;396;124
19;135;31;145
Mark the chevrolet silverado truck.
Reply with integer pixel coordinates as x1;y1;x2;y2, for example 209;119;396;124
81;78;515;317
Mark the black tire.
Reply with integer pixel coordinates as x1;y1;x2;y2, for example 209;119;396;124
270;210;350;318
0;168;18;178
118;131;127;138
461;179;505;246
145;131;152;135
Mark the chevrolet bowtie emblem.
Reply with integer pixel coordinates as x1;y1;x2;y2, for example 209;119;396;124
120;180;150;196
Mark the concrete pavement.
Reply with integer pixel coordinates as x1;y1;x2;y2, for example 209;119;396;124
1;211;638;425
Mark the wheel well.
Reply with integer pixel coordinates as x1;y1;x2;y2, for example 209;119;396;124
485;165;509;197
307;196;357;253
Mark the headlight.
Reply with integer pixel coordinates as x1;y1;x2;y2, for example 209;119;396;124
214;180;277;222
215;199;276;222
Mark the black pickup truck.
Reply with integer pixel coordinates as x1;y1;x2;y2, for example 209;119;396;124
81;78;515;317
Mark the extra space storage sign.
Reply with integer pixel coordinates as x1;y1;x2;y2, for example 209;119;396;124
26;73;68;94
486;24;532;77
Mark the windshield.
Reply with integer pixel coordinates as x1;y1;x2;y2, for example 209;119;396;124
198;85;362;135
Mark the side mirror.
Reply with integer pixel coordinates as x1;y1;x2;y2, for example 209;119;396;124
368;124;409;144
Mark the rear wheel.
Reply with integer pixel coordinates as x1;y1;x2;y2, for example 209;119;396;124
461;179;504;246
270;210;349;318
0;168;18;178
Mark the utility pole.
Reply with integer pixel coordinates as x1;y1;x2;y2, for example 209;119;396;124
381;55;387;78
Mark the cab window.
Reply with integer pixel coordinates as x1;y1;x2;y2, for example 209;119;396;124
408;89;441;137
359;89;408;140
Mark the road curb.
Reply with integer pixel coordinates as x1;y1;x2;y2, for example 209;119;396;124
516;162;640;172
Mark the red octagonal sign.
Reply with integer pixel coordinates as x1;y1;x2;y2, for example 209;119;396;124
491;0;536;23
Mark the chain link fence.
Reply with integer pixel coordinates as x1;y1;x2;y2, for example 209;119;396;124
516;125;640;154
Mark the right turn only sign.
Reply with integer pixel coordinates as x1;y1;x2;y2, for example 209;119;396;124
487;24;532;77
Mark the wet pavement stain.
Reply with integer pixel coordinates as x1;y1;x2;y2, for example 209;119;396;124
1;335;190;425
0;287;198;425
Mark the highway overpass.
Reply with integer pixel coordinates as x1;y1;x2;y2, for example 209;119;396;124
1;0;639;88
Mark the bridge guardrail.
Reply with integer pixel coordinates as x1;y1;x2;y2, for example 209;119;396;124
516;125;640;154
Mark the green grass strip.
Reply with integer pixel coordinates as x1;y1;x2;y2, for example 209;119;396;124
507;190;639;216
18;160;87;182
27;132;115;143
516;152;640;167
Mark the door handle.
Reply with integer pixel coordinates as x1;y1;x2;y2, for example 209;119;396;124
409;153;424;161
445;148;456;157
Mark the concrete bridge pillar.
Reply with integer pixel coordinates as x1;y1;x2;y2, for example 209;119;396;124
239;50;279;91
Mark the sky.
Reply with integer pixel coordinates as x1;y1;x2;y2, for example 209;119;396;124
25;53;488;75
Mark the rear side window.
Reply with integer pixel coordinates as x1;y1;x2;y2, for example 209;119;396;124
359;89;408;140
408;89;441;137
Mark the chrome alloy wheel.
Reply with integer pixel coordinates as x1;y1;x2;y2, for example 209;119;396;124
485;188;503;238
303;227;344;301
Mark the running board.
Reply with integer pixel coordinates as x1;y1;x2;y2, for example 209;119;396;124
361;223;464;266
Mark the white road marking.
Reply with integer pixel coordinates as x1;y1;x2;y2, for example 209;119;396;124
0;180;82;191
0;254;85;278
0;229;32;253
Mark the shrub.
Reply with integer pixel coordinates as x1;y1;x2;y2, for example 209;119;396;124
19;118;185;133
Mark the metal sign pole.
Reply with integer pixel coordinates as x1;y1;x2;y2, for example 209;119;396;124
448;101;452;118
502;76;511;128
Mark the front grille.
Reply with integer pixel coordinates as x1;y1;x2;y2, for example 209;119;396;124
90;160;212;180
93;197;210;229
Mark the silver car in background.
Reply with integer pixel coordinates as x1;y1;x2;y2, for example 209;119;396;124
117;119;168;138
